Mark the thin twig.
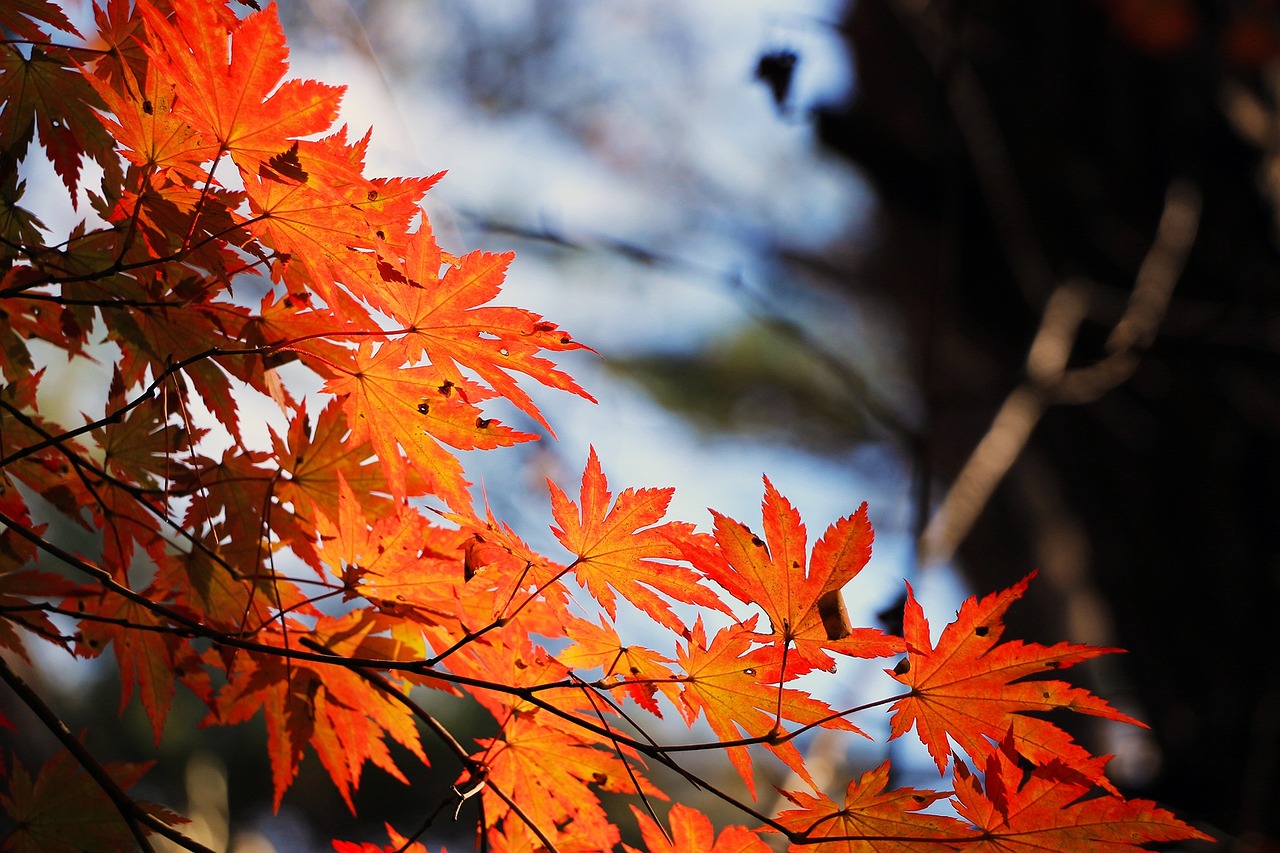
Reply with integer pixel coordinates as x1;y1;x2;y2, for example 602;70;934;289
919;181;1201;566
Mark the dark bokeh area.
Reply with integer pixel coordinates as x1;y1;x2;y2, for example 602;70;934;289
812;1;1280;847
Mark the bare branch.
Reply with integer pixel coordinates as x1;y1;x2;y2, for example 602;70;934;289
920;181;1202;566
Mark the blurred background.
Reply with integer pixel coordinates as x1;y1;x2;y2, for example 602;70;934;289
9;0;1280;850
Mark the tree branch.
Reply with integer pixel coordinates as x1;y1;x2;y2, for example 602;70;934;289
0;656;216;853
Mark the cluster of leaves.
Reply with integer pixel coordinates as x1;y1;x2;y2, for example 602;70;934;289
0;1;1210;851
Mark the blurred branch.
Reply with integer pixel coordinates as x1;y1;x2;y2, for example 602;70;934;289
460;211;920;445
919;180;1201;566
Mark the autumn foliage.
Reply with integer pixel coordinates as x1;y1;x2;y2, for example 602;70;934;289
0;1;1211;851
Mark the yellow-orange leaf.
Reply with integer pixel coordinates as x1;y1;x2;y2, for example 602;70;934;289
549;447;730;633
773;760;968;852
625;804;772;853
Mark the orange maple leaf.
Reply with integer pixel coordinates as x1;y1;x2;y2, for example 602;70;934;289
271;399;429;555
83;49;216;184
243;129;438;320
473;713;664;851
208;613;427;812
549;447;731;633
312;472;481;628
676;617;863;797
136;0;341;168
951;735;1211;851
680;479;904;676
773;760;969;852
625;803;772;853
447;500;573;628
322;340;533;508
376;233;595;434
558;614;681;716
887;572;1142;789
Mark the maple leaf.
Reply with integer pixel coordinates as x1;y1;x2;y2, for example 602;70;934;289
0;479;78;658
625;803;773;853
95;367;205;490
951;735;1211;851
0;565;76;661
448;631;595;723
558;614;682;716
887;572;1142;788
86;0;149;91
0;42;117;203
91;485;165;584
676;617;864;797
473;713;663;852
83;48;217;185
176;446;305;583
322;340;534;508
136;0;342;168
103;182;253;277
680;479;904;676
549;447;730;632
76;592;213;744
312;472;478;627
207;613;427;811
773;760;971;852
0;750;167;853
0;372;95;523
242;128;435;320
0;0;81;43
375;232;595;433
106;291;251;438
445;500;574;631
271;399;431;568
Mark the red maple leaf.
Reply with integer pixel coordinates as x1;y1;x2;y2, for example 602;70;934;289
679;478;904;676
887;572;1142;789
951;735;1211;851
